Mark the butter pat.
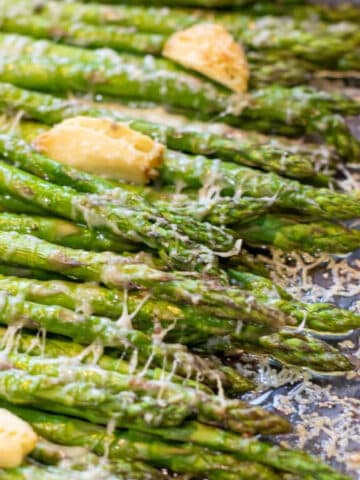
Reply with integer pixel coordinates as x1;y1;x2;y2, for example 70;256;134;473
0;409;38;468
163;23;249;94
34;116;165;184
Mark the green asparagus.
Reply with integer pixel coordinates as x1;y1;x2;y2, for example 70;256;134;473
0;127;265;231
0;326;252;393
0;275;349;371
0;229;293;330
243;2;360;24
160;151;360;220
0;11;337;88
0;157;230;272
235;213;360;254
0;212;138;252
0;465;134;480
4;403;348;480
29;443;284;480
7;351;285;434
4;0;358;69
0;82;337;182
0;289;256;392
0;34;358;157
200;327;352;372
0;131;240;262
0;367;290;434
229;269;360;334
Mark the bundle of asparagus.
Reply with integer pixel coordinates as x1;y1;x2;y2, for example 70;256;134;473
0;3;357;479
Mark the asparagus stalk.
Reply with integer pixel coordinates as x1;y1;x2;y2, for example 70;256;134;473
1;404;286;480
1;30;357;120
0;264;66;280
0;11;333;88
0;276;349;371
0;367;290;434
0;326;206;391
0;13;167;55
0;273;244;329
0;326;252;393
235;213;360;254
0;82;337;182
31;439;168;480
0;33;231;116
0;34;358;157
160;151;360;220
243;2;360;24
0;157;231;272
0;289;254;391
7;351;289;435
229;269;360;334
30;446;282;480
0;132;238;263
0;326;211;393
0;229;291;330
0;212;138;252
23;0;360;36
201;327;352;372
0;192;46;215
7;405;344;480
4;0;358;68
0;465;137;480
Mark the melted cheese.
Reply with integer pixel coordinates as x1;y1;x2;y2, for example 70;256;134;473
34;116;165;184
0;409;38;468
163;23;249;94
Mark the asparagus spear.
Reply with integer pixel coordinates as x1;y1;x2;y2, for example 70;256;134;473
243;2;360;24
1;404;285;480
1;31;357;120
200;326;352;372
6;0;358;68
0;276;349;371
30;445;283;480
0;192;46;215
235;213;360;254
0;367;290;434
0;33;231;116
0;264;65;280
0;465;134;480
0;289;254;391
0;229;291;330
0;212;138;252
31;439;168;480
7;405;344;480
0;132;239;263
0;157;231;272
0;11;334;88
161;151;360;220
0;271;248;346
0;13;167;55
0;82;337;182
0;34;357;157
0;126;267;225
229;269;360;334
0;326;252;393
6;350;289;435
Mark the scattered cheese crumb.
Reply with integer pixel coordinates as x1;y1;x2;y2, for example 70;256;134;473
34;116;165;184
163;23;249;94
0;409;38;468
